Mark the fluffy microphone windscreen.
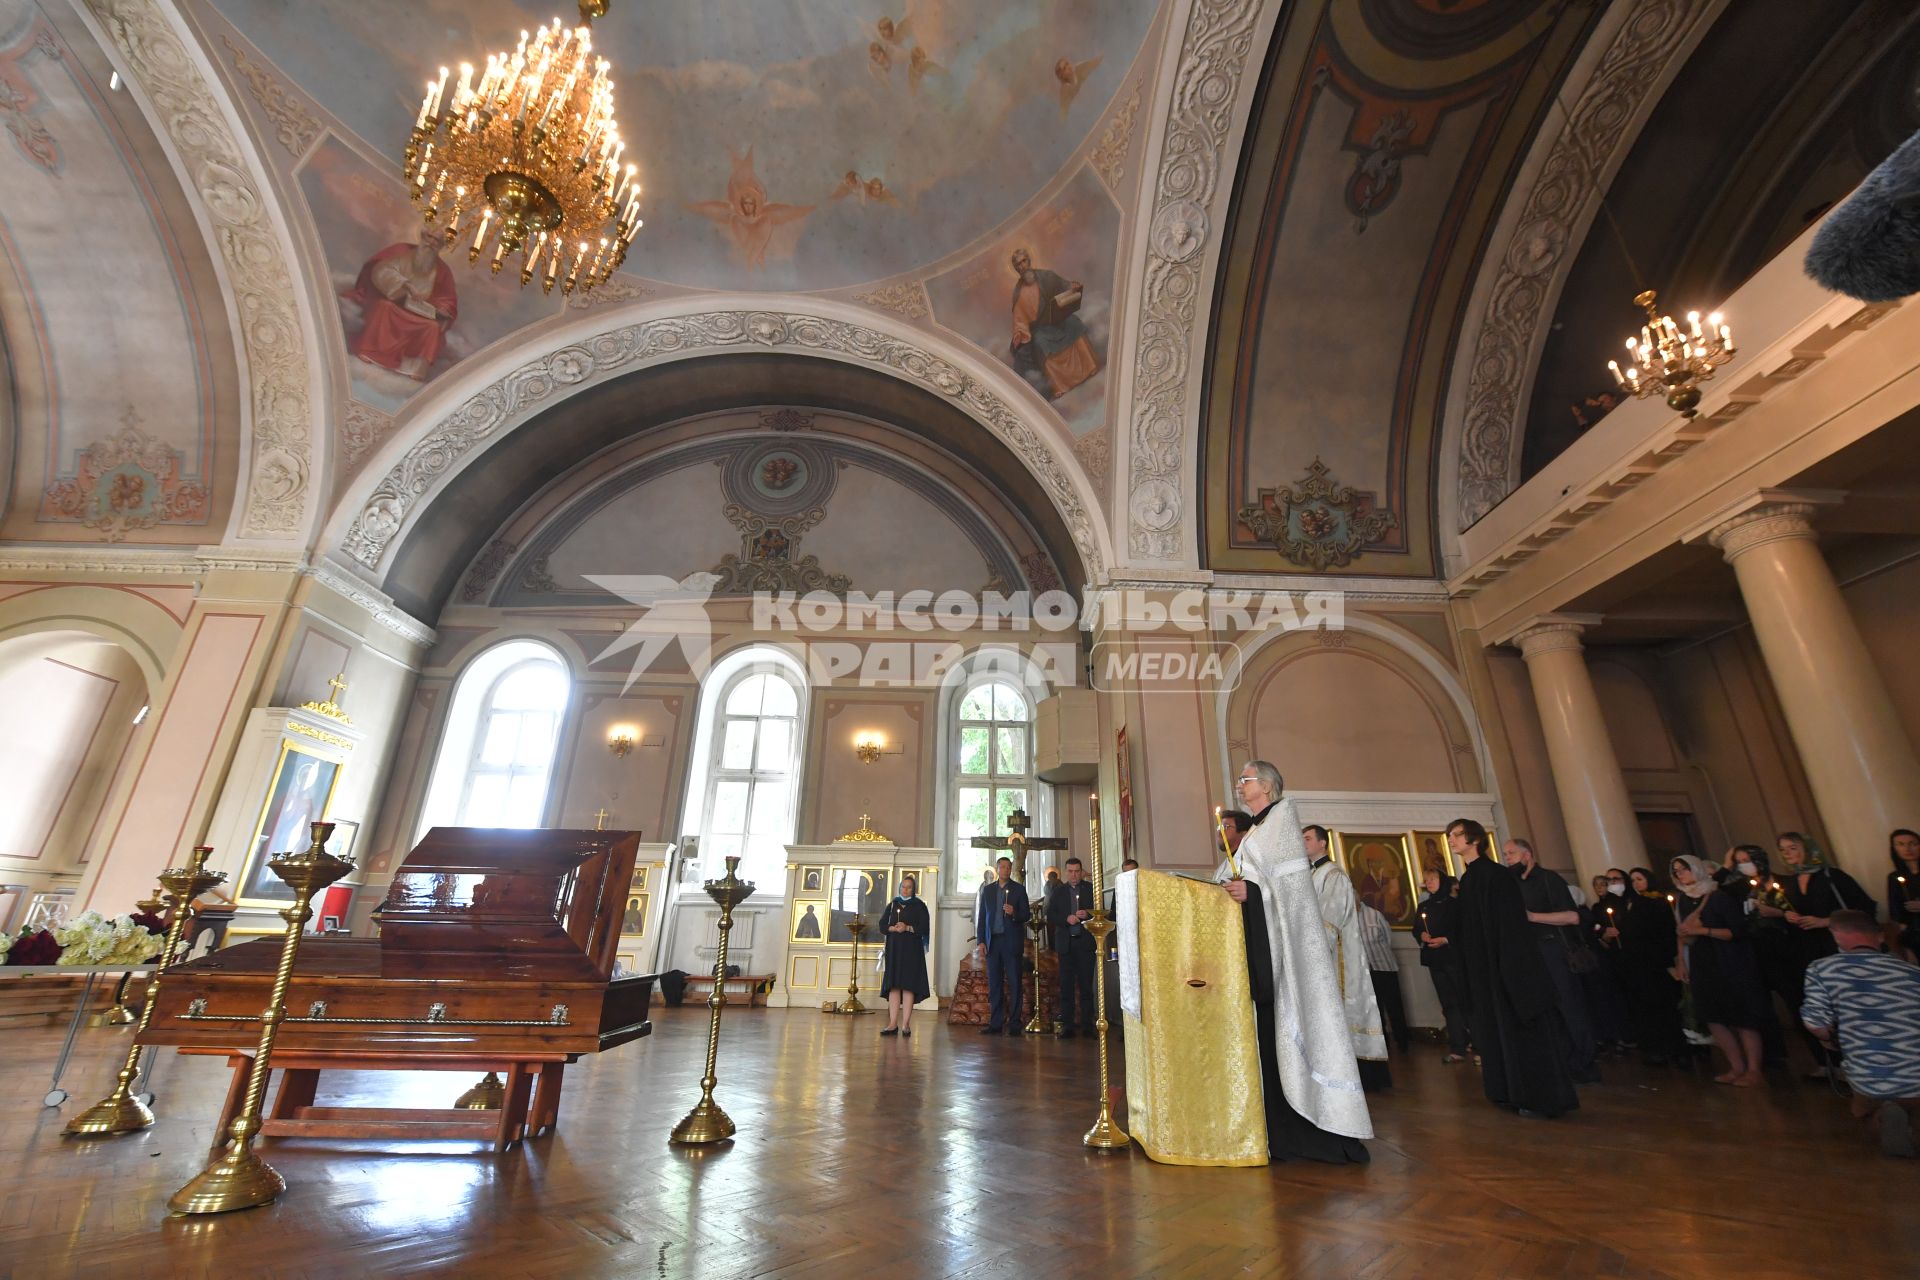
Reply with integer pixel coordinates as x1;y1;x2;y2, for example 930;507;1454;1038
1806;127;1920;303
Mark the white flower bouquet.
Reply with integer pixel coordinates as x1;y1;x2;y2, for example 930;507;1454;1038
0;929;11;964
52;910;165;966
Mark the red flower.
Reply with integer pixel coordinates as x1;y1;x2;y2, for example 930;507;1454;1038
8;929;63;965
129;911;165;935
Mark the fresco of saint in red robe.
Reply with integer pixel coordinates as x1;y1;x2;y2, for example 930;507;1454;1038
343;228;459;381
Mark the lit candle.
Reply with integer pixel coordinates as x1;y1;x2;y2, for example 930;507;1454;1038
1214;805;1239;880
1667;892;1680;925
1088;791;1104;905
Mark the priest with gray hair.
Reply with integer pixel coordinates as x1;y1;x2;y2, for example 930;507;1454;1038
1217;760;1372;1163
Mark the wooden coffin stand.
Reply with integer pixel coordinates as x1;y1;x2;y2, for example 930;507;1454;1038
141;827;656;1151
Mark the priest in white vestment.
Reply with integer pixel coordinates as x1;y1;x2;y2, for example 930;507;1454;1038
1303;823;1391;1089
1219;761;1372;1158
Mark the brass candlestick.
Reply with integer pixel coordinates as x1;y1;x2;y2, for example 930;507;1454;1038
1023;909;1049;1034
170;823;352;1214
454;1072;507;1110
670;855;753;1146
836;914;871;1014
1083;794;1129;1150
66;847;224;1137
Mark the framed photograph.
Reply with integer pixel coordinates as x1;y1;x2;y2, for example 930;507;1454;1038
791;898;826;942
826;866;890;944
621;892;650;936
1411;830;1454;880
800;866;825;894
1334;832;1419;930
238;741;344;905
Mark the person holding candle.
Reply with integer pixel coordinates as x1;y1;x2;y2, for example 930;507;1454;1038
1217;761;1372;1163
878;874;930;1037
1769;830;1876;1079
1046;857;1098;1038
1884;828;1920;962
1417;869;1471;1062
972;856;1031;1035
1597;868;1676;1066
1446;818;1578;1117
1671;855;1770;1085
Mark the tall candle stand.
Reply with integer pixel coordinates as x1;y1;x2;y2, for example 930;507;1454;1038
66;847;224;1137
1083;794;1129;1150
1023;908;1050;1034
169;823;352;1214
835;914;872;1015
671;855;753;1146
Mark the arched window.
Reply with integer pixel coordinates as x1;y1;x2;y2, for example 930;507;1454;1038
682;648;806;888
418;640;571;838
951;675;1037;881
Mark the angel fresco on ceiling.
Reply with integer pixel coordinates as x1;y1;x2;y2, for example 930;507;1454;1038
687;146;815;270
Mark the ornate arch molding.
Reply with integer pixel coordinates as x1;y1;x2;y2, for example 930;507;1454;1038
76;0;327;542
1438;0;1723;549
1116;0;1279;567
328;298;1112;586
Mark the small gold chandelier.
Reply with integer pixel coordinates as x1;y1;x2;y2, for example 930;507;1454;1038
403;0;640;295
1606;289;1735;418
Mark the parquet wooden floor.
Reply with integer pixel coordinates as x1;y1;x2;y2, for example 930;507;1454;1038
2;1007;1915;1279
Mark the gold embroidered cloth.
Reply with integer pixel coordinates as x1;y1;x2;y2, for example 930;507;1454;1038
1120;870;1266;1166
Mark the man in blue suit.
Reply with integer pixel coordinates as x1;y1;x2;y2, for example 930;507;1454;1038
974;856;1031;1034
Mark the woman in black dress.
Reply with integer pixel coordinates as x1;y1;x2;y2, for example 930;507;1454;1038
1886;828;1920;961
1415;869;1470;1062
1762;831;1876;1078
879;874;931;1037
1671;855;1770;1086
1610;867;1685;1065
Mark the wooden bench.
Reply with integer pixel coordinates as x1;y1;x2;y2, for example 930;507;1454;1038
682;973;774;1007
183;1048;571;1152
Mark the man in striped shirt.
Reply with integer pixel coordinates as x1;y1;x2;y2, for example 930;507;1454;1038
1358;901;1411;1055
1803;909;1920;1158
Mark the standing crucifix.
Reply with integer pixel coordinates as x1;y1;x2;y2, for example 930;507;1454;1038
969;808;1066;885
972;808;1068;1033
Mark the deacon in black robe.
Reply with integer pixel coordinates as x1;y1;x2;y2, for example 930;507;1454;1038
1451;824;1579;1117
1237;881;1370;1164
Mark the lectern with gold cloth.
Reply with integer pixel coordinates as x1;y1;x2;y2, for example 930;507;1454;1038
1114;869;1266;1166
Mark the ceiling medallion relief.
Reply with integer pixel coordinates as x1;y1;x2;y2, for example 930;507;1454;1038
338;308;1105;582
1236;459;1398;572
83;0;316;539
39;407;210;541
1123;0;1266;563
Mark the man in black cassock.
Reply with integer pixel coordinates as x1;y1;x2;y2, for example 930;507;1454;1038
1447;818;1579;1118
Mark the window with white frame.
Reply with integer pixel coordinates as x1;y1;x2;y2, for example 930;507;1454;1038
952;678;1036;877
417;640;571;839
692;659;804;887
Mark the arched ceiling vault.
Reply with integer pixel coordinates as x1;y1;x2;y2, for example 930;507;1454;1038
372;353;1094;621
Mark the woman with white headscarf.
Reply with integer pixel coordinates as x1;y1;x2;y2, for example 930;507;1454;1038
1671;854;1770;1087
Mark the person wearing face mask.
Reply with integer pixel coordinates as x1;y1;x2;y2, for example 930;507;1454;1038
879;874;931;1037
1671;856;1770;1086
1609;867;1685;1066
1884;829;1920;962
1722;844;1792;1069
1763;831;1877;1079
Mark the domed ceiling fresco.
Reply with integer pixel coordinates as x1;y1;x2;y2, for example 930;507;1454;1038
193;0;1158;445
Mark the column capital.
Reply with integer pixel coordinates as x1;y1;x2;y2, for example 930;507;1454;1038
1510;613;1602;660
1681;489;1845;562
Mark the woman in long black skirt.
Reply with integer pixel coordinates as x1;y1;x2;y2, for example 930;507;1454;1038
879;874;931;1037
1671;856;1771;1086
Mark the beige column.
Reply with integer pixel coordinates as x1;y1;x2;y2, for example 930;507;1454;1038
1706;500;1920;870
1512;616;1647;884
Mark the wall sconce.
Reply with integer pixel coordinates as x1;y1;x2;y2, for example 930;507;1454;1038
853;732;885;765
607;724;640;758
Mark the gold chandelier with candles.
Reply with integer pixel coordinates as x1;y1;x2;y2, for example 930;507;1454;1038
1606;289;1735;418
403;0;640;295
